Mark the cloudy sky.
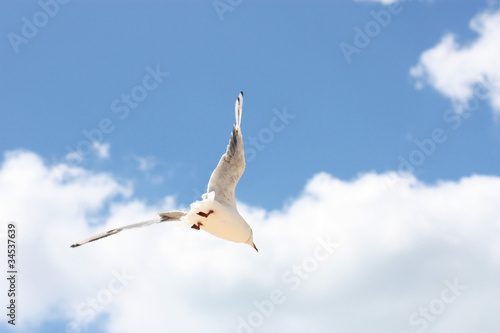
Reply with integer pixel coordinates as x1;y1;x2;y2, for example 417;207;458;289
1;0;499;332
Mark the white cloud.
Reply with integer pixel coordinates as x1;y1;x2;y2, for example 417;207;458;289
64;141;111;163
1;150;499;332
410;9;500;115
133;155;156;171
132;155;164;184
93;142;111;159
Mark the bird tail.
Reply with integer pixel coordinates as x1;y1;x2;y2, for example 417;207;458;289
158;210;187;222
235;91;243;130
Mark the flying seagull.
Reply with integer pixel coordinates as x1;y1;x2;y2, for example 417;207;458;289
71;92;257;251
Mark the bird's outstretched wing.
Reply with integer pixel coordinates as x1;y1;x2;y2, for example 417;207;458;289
70;210;186;248
207;92;245;208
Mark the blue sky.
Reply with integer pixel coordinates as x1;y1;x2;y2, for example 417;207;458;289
2;0;499;210
1;1;500;333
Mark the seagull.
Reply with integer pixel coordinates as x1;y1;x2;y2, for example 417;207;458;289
71;92;257;251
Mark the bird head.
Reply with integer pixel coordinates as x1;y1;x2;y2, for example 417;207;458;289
244;233;258;252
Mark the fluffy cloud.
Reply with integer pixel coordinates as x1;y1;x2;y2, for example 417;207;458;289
0;150;499;333
410;9;500;115
64;141;111;163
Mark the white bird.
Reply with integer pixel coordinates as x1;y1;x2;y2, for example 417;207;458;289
71;92;257;251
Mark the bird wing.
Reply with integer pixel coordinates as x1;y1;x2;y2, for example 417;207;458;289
70;210;186;248
206;92;245;208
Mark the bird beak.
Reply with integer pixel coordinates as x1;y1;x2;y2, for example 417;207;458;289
253;243;258;252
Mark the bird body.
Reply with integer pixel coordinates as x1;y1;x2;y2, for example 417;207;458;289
71;92;257;251
180;191;254;246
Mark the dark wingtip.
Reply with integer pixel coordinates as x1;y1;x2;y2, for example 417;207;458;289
70;243;79;248
240;91;243;96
